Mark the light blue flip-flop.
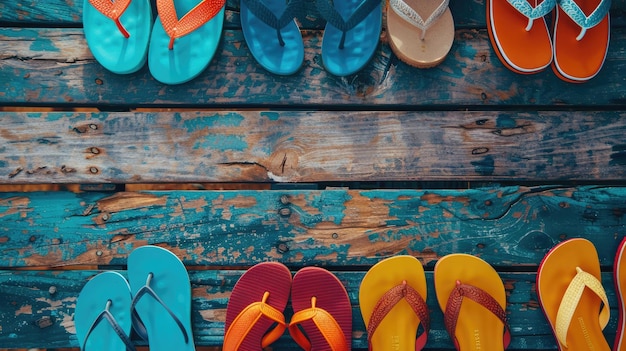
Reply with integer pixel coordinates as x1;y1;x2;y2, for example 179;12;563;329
148;0;226;85
75;271;134;351
128;245;194;351
316;0;383;76
83;0;152;74
240;0;305;75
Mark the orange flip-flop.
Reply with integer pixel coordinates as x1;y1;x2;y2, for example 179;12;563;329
386;0;455;68
552;0;611;82
288;267;352;351
537;238;610;350
434;254;511;351
614;237;626;351
487;0;555;74
359;255;430;351
223;262;292;351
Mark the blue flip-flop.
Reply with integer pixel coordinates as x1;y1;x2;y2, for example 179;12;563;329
75;271;135;351
128;245;194;351
316;0;382;76
83;0;152;74
148;0;226;85
240;0;305;75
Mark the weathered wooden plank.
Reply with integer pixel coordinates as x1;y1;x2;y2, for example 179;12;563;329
2;111;626;183
1;0;625;28
2;269;619;350
1;187;625;268
1;28;626;107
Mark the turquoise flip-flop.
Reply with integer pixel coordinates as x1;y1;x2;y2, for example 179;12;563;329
75;271;135;351
83;0;152;74
240;0;305;75
316;0;382;76
148;0;226;85
128;245;194;351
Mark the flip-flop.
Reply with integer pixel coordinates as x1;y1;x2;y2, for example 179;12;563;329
615;237;626;351
552;0;611;83
223;261;292;350
434;254;511;351
288;267;352;351
128;245;195;351
75;271;135;351
487;0;555;74
386;0;455;68
148;0;226;84
536;238;610;350
83;0;152;74
316;0;383;76
240;0;305;75
359;255;430;351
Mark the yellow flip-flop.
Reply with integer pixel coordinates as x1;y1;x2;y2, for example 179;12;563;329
434;254;511;350
537;238;610;350
359;255;430;351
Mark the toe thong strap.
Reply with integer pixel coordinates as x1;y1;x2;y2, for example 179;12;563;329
288;297;349;351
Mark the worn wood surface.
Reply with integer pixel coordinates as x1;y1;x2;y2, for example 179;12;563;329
1;187;625;268
2;111;626;183
0;269;621;350
1;27;625;107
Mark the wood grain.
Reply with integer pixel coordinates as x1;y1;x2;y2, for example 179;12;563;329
1;187;625;268
1;111;626;183
1;269;619;350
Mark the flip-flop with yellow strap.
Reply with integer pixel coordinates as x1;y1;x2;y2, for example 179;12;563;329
614;237;626;351
434;254;511;351
359;255;430;351
537;238;610;351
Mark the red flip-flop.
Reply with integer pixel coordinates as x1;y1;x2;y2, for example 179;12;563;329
289;267;352;351
615;237;626;351
224;262;292;350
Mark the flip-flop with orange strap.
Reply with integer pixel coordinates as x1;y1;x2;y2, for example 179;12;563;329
360;255;430;351
537;238;610;351
289;267;352;351
615;237;626;351
552;0;611;83
148;0;226;84
223;262;292;351
434;254;511;351
386;0;455;68
487;0;555;74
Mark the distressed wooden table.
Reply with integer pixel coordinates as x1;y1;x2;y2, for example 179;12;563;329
1;0;626;350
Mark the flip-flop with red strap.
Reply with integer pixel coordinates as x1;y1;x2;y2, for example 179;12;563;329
434;254;511;351
360;255;430;351
289;267;352;351
83;0;152;74
224;262;292;351
148;0;226;84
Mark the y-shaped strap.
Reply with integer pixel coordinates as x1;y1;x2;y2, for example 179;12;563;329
507;0;557;31
555;267;610;348
82;299;136;351
130;273;189;344
557;0;611;40
241;0;305;46
156;0;226;49
366;281;430;351
88;0;132;37
288;297;349;351
389;0;449;40
444;281;511;350
223;291;287;350
316;0;381;49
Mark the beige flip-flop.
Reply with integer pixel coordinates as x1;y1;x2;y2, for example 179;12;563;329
386;0;454;68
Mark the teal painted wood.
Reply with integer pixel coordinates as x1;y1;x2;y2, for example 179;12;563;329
2;111;626;183
2;269;619;349
1;187;625;268
1;27;625;107
1;0;625;27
